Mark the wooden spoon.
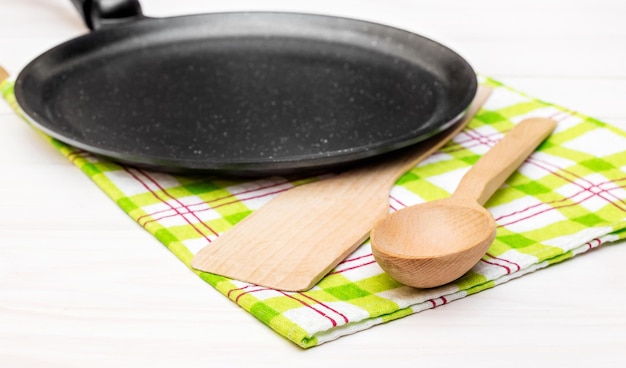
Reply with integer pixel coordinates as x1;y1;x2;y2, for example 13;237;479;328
191;86;492;291
370;117;557;288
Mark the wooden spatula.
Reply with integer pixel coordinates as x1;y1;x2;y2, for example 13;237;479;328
191;85;492;291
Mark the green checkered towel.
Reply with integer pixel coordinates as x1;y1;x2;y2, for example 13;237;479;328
3;76;626;348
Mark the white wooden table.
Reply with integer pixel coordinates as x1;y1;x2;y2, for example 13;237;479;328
1;1;625;366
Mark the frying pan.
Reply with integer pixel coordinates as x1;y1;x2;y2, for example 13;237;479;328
14;0;477;176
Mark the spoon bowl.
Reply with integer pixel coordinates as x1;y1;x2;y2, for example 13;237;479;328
371;198;495;288
371;117;558;288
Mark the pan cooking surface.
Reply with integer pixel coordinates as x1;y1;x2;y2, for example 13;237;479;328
16;12;476;175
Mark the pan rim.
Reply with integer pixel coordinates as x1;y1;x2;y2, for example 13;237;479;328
15;104;469;174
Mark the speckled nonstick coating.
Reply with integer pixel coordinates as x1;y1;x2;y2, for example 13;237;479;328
15;7;476;176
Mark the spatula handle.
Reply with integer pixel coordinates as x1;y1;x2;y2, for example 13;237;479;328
367;85;493;183
0;65;8;83
453;117;557;205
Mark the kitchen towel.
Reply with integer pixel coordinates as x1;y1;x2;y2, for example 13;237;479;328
3;76;626;348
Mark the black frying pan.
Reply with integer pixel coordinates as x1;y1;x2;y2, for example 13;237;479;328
15;0;477;176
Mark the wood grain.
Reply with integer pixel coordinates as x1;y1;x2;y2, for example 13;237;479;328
191;86;491;291
371;118;557;288
454;118;558;205
3;1;626;365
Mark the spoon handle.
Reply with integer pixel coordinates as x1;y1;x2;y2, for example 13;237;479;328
453;117;557;205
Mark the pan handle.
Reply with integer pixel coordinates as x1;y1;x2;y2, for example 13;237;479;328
70;0;143;30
